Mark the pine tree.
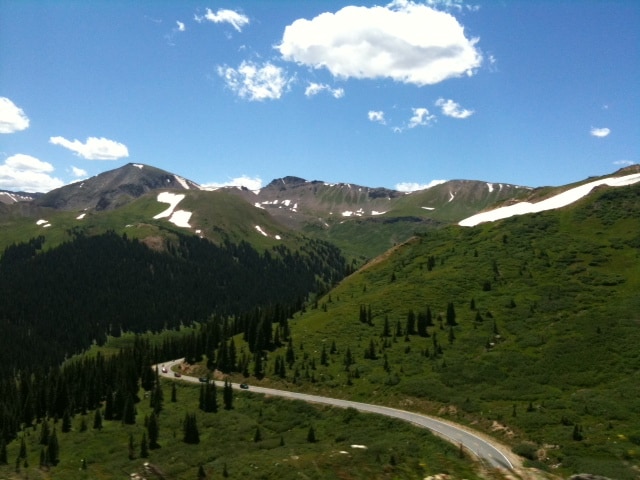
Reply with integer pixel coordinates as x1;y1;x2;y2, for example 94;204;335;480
171;383;177;403
307;425;316;443
93;408;103;430
148;411;160;449
40;418;51;445
122;394;136;425
19;436;26;459
223;379;233;410
183;413;200;444
254;426;262;442
446;302;457;326
0;438;7;465
47;428;60;466
79;416;88;432
128;433;136;460
198;464;207;479
140;432;149;458
62;409;72;433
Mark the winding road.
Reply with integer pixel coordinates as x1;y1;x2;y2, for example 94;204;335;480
157;358;516;471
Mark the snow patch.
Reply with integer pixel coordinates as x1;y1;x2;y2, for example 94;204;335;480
254;203;265;209
282;199;291;207
371;210;387;216
255;225;268;237
341;208;365;217
133;164;144;169
174;175;190;189
351;445;367;449
487;183;494;193
275;235;281;240
460;173;640;227
36;219;48;225
76;213;86;220
421;206;435;211
154;192;192;228
448;192;455;202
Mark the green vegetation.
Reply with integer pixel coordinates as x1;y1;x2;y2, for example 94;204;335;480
231;183;640;479
0;371;483;479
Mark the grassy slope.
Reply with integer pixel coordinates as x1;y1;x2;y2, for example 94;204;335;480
247;183;640;479
0;368;485;480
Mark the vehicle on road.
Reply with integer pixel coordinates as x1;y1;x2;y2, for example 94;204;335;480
161;366;167;373
198;377;209;383
240;383;249;389
174;372;181;378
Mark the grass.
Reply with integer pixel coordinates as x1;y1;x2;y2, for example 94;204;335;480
1;376;486;480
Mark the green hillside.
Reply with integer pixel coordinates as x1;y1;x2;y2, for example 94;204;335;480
248;182;640;479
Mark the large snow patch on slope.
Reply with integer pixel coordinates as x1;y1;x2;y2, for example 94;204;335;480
459;173;640;227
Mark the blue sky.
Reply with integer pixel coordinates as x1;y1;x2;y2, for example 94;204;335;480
1;0;638;193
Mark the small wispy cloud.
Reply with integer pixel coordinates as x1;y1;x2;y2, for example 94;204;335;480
613;160;635;166
202;175;262;191
395;179;447;192
71;166;88;178
195;8;249;32
50;136;129;160
217;61;292;101
0;97;30;134
435;98;474;119
176;21;185;32
305;82;344;99
408;107;436;128
368;110;386;124
590;127;610;138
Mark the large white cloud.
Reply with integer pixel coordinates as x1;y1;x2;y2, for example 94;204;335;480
49;136;129;160
0;97;30;134
435;98;474;118
195;8;249;32
217;61;292;101
277;1;481;86
0;154;64;192
590;127;610;138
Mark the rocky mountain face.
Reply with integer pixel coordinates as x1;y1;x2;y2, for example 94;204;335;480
34;163;201;211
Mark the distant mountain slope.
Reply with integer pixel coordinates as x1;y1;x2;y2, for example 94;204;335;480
35;163;200;211
0;190;40;204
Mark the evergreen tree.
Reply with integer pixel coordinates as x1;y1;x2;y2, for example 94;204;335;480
79;416;88;432
122;394;136;425
0;438;7;465
148;411;160;449
140;432;149;458
198;464;207;479
128;433;136;460
183;413;200;444
406;310;416;335
93;408;103;430
62;408;72;433
446;302;457;326
307;425;316;443
254;426;262;442
382;315;391;337
171;383;177;403
320;345;328;366
223;379;233;410
47;428;60;466
40;418;51;445
19;436;26;459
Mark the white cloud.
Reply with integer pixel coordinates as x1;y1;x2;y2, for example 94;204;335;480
49;136;129;160
435;98;474;118
408;107;436;128
396;179;447;192
217;61;292;101
590;127;610;138
71;166;88;177
368;110;386;124
305;82;344;98
176;21;185;32
613;160;635;166
0;154;64;192
195;8;249;32
0;97;30;134
202;175;263;191
277;1;481;86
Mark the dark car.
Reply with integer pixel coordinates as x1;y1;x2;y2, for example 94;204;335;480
161;366;167;373
198;377;209;383
174;372;182;378
240;383;249;389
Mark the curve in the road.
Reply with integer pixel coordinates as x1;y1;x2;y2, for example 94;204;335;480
157;359;515;471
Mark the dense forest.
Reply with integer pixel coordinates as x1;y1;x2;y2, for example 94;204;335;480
0;231;345;375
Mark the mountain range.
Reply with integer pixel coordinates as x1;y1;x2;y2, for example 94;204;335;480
1;162;640;479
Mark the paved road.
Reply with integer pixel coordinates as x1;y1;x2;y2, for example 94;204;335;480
157;358;515;471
